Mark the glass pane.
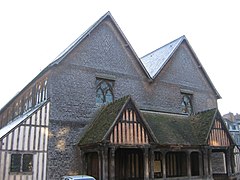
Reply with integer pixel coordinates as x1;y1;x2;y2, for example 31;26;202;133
22;154;33;172
182;94;192;114
101;81;108;90
10;154;21;172
96;89;104;104
105;90;113;103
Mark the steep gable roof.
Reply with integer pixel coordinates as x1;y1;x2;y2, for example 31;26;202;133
191;109;217;144
0;11;150;115
48;11;150;78
140;36;221;99
79;96;129;145
79;96;157;146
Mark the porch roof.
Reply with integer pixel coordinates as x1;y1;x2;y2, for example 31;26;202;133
143;109;216;145
79;96;129;145
78;96;217;146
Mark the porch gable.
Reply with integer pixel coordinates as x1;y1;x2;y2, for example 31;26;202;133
79;96;156;146
207;114;233;147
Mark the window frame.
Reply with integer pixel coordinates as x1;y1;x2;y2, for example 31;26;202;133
10;153;33;174
96;78;114;105
181;93;193;115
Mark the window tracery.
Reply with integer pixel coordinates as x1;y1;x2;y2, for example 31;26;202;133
96;78;114;105
181;93;193;115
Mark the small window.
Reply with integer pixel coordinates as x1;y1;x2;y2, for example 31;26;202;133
10;154;21;172
96;78;114;105
10;154;33;173
181;93;193;115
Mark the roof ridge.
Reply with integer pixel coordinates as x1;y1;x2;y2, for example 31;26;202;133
195;108;217;115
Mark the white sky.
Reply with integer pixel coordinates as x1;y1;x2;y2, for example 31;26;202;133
0;0;239;115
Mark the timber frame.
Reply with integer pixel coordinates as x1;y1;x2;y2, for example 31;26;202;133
79;96;240;180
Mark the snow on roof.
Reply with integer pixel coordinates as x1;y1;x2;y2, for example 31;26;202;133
140;36;185;79
0;104;41;139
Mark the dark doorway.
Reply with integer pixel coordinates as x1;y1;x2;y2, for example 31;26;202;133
115;148;144;180
191;152;200;176
86;152;99;180
166;152;187;177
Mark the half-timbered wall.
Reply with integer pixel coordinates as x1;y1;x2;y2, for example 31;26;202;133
208;118;230;147
0;102;50;180
109;108;149;145
233;146;240;173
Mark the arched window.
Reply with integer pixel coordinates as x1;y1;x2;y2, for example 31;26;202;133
181;93;193;115
96;78;114;105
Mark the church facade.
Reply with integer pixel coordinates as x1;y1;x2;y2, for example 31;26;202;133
0;12;240;180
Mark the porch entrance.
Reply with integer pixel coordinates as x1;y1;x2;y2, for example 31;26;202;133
115;148;144;180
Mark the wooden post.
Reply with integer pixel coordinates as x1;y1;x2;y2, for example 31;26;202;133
144;148;149;180
226;148;232;176
98;151;102;180
101;147;108;180
110;147;115;180
208;148;212;178
199;151;203;177
202;148;209;178
187;151;191;178
162;151;166;179
150;149;154;179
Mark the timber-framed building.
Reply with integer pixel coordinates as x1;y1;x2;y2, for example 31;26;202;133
0;12;240;180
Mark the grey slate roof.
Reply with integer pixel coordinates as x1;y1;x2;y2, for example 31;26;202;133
140;36;184;79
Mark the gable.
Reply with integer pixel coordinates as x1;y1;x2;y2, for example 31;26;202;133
207;117;232;147
108;103;152;145
79;96;155;146
160;42;216;94
53;12;148;79
141;37;220;99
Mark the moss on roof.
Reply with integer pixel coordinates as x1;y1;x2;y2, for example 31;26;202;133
143;109;216;146
79;94;217;147
143;113;195;145
79;96;129;145
190;108;217;144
